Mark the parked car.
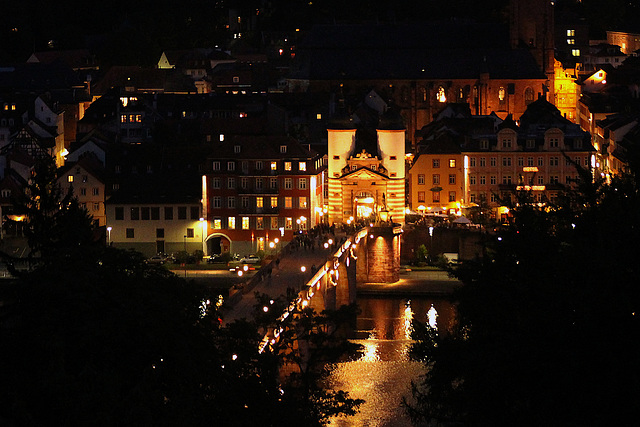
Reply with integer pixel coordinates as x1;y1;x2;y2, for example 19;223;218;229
146;255;168;265
207;254;222;264
239;255;261;264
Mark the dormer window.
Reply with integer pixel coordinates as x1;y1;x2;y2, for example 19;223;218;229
371;165;376;171
280;145;287;153
234;145;241;153
480;139;489;150
526;139;535;149
502;138;512;149
574;139;582;148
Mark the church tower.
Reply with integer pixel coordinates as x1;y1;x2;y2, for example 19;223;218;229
510;0;555;100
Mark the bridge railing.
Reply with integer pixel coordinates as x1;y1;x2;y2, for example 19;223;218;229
258;227;368;354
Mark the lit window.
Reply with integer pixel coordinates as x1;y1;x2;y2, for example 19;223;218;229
285;217;293;229
436;86;446;103
284;162;292;171
271;197;278;208
299;197;307;208
567;29;575;37
316;113;322;120
571;49;580;57
271;161;277;171
228;217;235;229
219;134;224;142
498;87;506;101
256;197;263;208
120;115;127;123
299;162;306;171
257;217;264;229
214;219;222;229
449;159;456;168
68;175;74;183
242;217;249;230
285;197;293;208
567;39;575;45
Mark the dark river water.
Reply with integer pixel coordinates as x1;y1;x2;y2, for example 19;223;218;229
327;296;456;427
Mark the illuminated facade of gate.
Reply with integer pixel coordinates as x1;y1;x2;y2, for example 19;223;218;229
327;117;406;225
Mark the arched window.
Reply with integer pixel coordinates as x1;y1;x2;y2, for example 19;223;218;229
498;87;506;108
436;86;446;103
525;87;534;105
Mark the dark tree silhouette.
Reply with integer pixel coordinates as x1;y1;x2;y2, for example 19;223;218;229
405;163;640;425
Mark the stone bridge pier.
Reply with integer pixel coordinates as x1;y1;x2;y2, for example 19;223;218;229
308;224;402;314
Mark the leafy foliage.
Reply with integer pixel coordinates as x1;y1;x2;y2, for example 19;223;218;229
0;159;364;426
405;168;640;425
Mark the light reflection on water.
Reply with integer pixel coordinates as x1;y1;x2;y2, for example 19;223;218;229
327;297;453;427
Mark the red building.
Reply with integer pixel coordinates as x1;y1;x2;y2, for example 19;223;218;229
203;135;325;256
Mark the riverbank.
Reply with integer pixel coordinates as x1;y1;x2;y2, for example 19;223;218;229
357;269;462;297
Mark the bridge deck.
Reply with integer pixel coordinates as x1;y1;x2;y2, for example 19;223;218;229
222;234;343;324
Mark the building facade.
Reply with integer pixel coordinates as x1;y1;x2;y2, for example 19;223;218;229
203;135;324;256
327;112;406;225
409;99;594;221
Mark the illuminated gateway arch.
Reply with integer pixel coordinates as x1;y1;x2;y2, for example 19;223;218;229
327;110;406;226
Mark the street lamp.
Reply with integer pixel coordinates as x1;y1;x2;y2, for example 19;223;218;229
200;217;205;255
106;226;112;246
300;265;307;290
429;226;434;254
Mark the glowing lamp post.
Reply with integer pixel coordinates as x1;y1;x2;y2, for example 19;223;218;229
106;226;112;246
429;226;434;254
